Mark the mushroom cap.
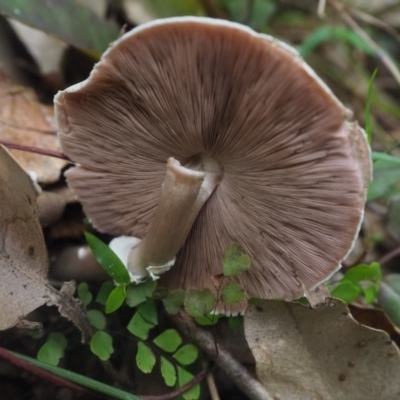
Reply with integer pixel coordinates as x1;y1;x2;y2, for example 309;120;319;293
55;17;371;309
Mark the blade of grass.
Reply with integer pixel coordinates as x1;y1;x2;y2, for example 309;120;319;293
365;68;378;144
0;0;119;56
372;152;400;164
3;349;142;400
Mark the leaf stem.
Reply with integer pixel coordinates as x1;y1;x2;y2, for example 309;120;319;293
172;311;273;400
0;140;70;160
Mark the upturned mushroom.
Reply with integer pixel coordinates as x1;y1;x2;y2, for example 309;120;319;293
55;17;371;313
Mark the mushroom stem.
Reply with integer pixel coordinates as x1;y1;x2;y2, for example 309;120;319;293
127;157;219;279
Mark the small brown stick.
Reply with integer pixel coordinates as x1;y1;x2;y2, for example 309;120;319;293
206;370;221;400
142;365;209;400
0;140;71;160
349;8;400;45
379;246;400;266
329;0;400;86
171;311;273;400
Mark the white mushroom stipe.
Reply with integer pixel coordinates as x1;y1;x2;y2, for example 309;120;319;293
127;157;221;278
110;235;176;281
109;236;144;283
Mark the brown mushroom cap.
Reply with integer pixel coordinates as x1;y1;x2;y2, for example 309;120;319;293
55;17;371;312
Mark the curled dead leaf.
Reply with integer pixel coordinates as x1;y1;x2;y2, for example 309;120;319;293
0;145;91;340
245;299;400;400
0;70;67;183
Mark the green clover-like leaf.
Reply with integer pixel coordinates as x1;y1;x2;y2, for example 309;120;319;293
331;281;361;304
178;366;200;400
105;285;126;314
87;310;106;330
221;281;246;304
127;311;155;340
37;333;67;366
153;329;182;353
184;289;216;318
90;331;114;361
222;243;251;277
163;289;185;315
173;344;198;366
77;282;92;305
160;356;176;387
138;300;158;325
136;342;156;374
126;279;157;307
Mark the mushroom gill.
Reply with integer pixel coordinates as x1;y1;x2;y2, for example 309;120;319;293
55;17;371;313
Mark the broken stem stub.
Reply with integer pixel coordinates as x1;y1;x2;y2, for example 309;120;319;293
127;156;221;279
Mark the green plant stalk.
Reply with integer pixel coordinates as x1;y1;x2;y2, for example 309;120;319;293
4;349;142;400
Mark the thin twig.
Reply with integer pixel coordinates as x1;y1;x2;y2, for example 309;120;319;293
141;365;209;400
329;0;400;86
206;370;221;400
349;8;400;45
378;245;400;266
0;140;71;160
171;311;273;400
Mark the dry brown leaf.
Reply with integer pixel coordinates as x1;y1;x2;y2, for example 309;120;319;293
245;299;400;400
349;303;400;346
0;145;91;340
0;71;67;183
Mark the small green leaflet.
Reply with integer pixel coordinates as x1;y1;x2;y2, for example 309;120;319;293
163;289;185;315
96;281;115;305
127;311;155;340
85;232;131;285
37;333;67;366
87;310;106;330
153;329;182;353
221;281;246;304
77;282;92;305
136;342;156;374
330;262;381;304
178;366;200;400
126;280;156;307
90;331;114;361
331;281;361;304
343;262;381;284
173;344;198;366
160;356;176;387
223;243;251;277
138;300;158;325
184;289;216;318
105;285;126;314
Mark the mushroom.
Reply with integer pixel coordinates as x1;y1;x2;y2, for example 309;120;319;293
55;17;371;313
